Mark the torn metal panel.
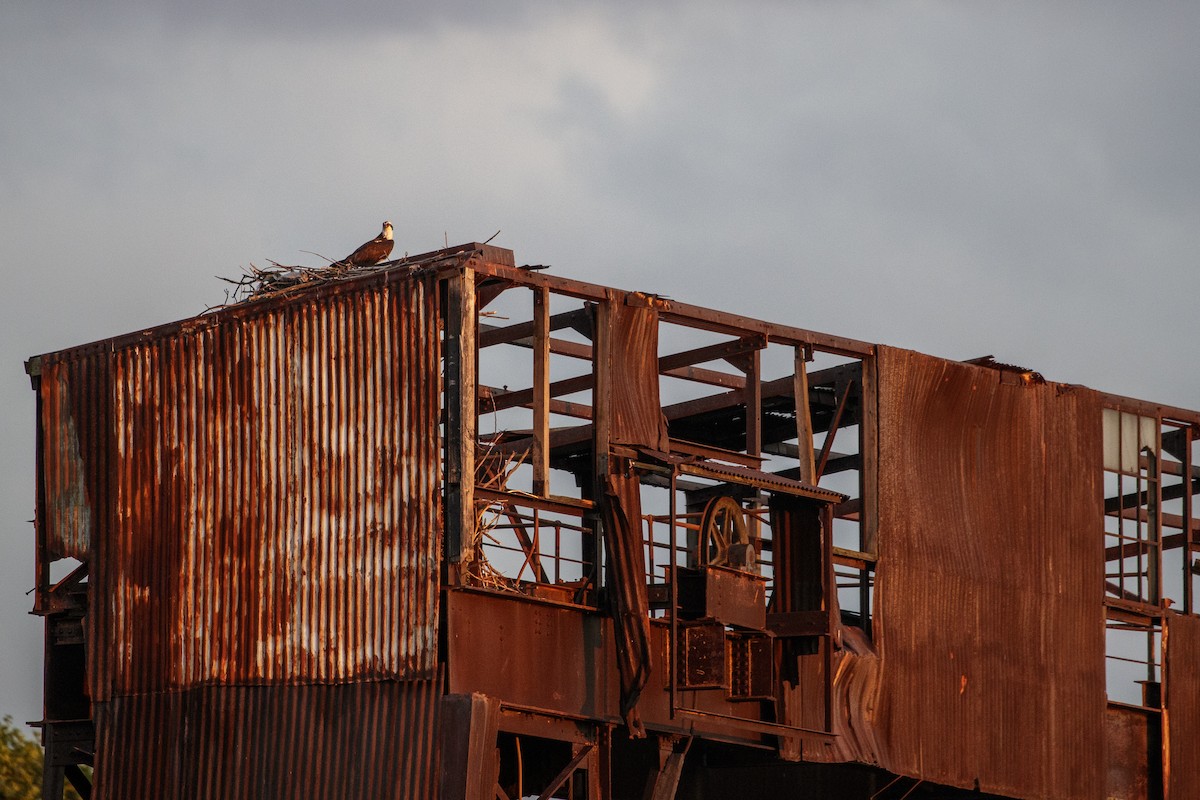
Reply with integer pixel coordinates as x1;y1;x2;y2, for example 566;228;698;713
603;469;654;734
608;298;669;452
93;678;442;800
1164;613;1200;800
873;346;1105;800
37;349;114;562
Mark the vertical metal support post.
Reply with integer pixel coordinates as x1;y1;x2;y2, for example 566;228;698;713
1185;426;1195;615
532;286;551;497
859;354;878;637
1149;441;1161;606
445;267;477;569
668;469;678;720
745;347;763;542
860;354;879;556
792;346;816;485
590;294;613;576
821;503;836;735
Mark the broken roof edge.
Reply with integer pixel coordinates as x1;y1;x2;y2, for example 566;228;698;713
24;241;1200;430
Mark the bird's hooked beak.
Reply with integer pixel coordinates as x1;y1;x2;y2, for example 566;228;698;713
382;221;394;240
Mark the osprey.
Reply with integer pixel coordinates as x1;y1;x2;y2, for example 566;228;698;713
342;221;394;266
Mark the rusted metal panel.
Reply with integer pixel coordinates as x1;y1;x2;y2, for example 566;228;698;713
93;677;442;800
677;566;767;630
37;348;115;561
601;469;654;734
608;297;668;452
36;271;442;701
1164;613;1200;800
1105;706;1151;800
446;589;621;721
872;346;1106;799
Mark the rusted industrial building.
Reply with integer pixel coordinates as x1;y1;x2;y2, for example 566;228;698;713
26;243;1200;799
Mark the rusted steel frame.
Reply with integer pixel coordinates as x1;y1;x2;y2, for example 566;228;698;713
661;364;745;390
658;335;766;374
832;545;876;570
502;505;549;585
1108;505;1193;534
64;764;91;799
1186;426;1196;613
1106;580;1155;605
471;261;875;356
671;707;835;740
793;346;817;484
445;268;477;566
669;468;680;721
766;610;828;636
1107;530;1196;563
658;300;874;357
31;370;51;614
669;438;762;467
859;354;879;560
478;307;592;349
502;361;866;458
1098;393;1200;430
490;345;749;415
676;462;844;503
1106;479;1198;518
482;323;745;390
815;380;854;481
479;322;593;360
660;362;859;425
480;385;592;420
535;744;594;800
532;287;551;496
1106;602;1163;629
743;348;763;459
475;487;594;516
472;261;613;301
491;374;592;413
48;561;89;595
821;503;835;734
1148;447;1162;605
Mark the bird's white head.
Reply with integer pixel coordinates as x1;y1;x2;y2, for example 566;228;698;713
382;221;394;240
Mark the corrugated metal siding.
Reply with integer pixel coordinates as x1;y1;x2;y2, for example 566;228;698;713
873;346;1105;800
85;272;441;698
93;677;442;800
1164;613;1200;800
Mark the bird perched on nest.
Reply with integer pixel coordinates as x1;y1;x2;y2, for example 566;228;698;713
341;221;394;266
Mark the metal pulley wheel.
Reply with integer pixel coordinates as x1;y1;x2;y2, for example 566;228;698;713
698;495;755;571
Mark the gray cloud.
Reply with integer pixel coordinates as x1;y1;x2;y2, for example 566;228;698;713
1;0;1198;726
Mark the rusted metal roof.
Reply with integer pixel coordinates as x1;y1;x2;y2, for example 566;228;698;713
872;346;1106;799
93;677;442;799
38;270;442;699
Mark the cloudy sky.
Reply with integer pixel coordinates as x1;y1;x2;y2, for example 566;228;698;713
1;2;1198;726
